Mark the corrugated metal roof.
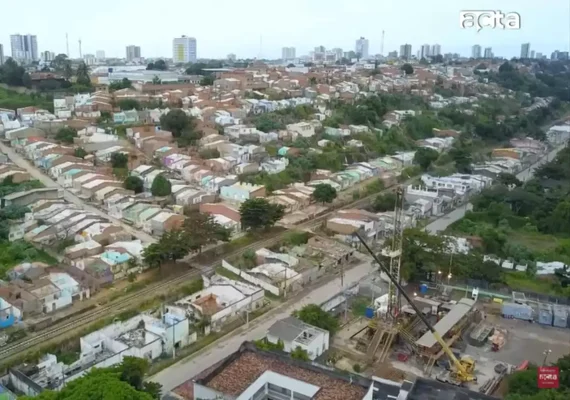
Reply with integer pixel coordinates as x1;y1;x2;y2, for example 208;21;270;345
416;298;475;348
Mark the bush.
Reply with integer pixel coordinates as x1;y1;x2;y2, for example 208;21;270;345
150;174;171;196
353;363;362;373
124;176;144;194
284;231;310;246
291;346;310;361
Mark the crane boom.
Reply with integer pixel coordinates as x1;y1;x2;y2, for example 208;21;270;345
355;232;471;379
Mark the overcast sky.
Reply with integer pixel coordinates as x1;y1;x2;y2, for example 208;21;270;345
1;0;569;60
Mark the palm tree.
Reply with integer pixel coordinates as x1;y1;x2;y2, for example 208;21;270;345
63;62;73;80
75;62;91;86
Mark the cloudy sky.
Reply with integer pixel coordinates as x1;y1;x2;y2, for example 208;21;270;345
1;0;568;59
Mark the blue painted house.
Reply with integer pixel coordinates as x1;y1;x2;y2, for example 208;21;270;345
0;297;22;329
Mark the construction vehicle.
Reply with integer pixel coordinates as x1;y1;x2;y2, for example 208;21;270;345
355;232;477;386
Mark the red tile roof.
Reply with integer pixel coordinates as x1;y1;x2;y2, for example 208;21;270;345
202;351;367;400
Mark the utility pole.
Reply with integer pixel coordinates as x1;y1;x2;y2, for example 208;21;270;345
66;33;69;57
172;320;176;359
78;39;82;58
381;30;385;56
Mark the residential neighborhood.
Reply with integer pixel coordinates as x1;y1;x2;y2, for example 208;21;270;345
0;21;570;400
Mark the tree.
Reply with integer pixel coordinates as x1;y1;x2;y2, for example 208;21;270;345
497;172;523;187
74;147;88;159
147;59;167;71
401;228;448;281
372;192;396;212
294;304;339;334
55;127;77;144
0;58;27;86
20;356;157;400
124;176;144;194
120;356;149;390
291;346;310;361
143;229;192;268
239;198;285;230
286;63;296;68
75;62;91;86
413;147;439;170
309;76;317;85
111;152;129;169
142;382;162;400
150;174;171;196
401;63;414;75
159;109;193;137
118;99;142;110
200;75;215;86
199;148;220;159
182;211;231;253
449;144;472;173
63;62;73;80
151;75;161;85
109;78;133;91
312;183;337;204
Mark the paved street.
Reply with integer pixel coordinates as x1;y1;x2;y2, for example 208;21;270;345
425;142;567;234
149;260;376;393
0;142;156;243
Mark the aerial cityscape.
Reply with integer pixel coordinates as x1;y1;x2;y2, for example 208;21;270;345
0;2;569;400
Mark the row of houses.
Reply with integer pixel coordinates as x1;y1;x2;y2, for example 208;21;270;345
4;272;266;395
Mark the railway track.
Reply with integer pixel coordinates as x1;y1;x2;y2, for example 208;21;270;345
0;183;387;366
0;231;292;365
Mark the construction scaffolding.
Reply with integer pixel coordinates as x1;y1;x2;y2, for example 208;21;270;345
366;186;405;363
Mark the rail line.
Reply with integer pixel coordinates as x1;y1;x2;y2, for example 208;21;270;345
0;185;384;366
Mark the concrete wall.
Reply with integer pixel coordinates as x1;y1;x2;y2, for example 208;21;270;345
221;260;280;296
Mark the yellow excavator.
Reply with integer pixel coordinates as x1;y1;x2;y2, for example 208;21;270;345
356;232;477;386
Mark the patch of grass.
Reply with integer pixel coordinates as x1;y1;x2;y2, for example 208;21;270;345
215;265;243;281
350;296;370;317
0;240;57;279
504;271;560;295
508;231;560;253
0;87;54;112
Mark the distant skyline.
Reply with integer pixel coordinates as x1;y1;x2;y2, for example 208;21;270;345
0;0;568;60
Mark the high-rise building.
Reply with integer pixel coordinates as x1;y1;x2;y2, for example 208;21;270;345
420;44;430;59
355;37;369;59
536;52;543;59
551;50;559;60
10;34;38;62
126;45;141;61
484;47;493;58
0;44;4;65
520;43;530;59
530;50;535;59
96;50;105;60
558;52;569;60
387;50;398;59
83;54;96;66
41;51;55;62
331;48;343;60
281;47;296;60
431;44;441;56
227;53;236;61
173;36;197;63
399;44;412;60
471;44;482;59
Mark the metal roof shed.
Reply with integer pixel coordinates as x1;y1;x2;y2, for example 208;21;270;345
416;298;475;349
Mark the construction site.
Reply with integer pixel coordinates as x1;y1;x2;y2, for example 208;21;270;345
327;187;556;397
